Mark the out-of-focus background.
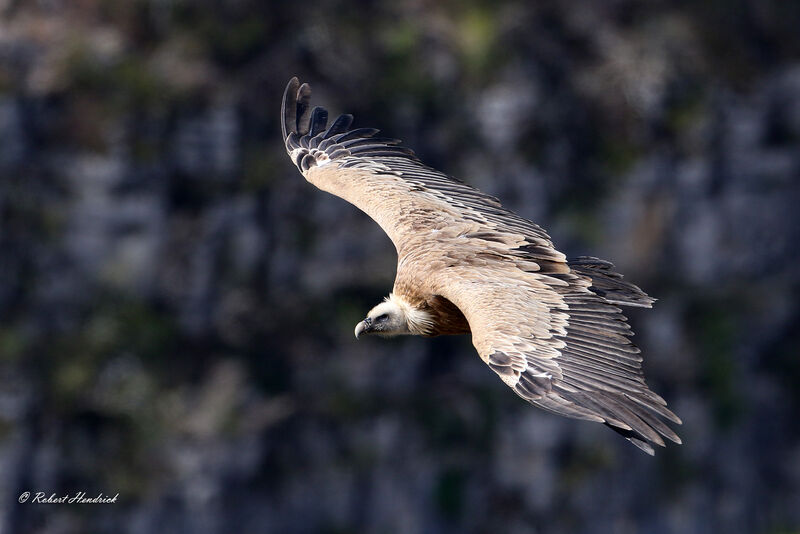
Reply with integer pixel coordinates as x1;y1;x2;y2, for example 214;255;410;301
1;1;799;533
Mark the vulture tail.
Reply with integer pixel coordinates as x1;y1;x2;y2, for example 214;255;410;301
568;256;655;308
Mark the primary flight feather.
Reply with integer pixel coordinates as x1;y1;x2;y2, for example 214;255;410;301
281;77;681;455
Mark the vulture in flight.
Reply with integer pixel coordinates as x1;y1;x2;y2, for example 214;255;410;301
281;77;681;454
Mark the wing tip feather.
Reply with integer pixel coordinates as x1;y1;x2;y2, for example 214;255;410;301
282;77;420;170
281;76;300;140
296;82;313;135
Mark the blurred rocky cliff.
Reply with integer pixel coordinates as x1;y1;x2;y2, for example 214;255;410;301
1;1;799;533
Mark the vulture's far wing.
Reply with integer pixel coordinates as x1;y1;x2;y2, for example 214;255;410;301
282;78;681;454
282;77;558;259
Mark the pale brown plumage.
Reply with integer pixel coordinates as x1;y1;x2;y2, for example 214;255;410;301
281;77;681;454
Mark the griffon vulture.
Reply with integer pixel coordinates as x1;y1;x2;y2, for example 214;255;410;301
281;77;681;454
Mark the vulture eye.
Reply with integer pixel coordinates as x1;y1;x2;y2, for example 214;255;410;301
375;314;389;322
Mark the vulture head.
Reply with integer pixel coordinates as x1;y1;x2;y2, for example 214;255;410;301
354;298;409;338
355;294;433;338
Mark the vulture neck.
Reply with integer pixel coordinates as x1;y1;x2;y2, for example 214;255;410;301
388;293;435;336
390;293;471;338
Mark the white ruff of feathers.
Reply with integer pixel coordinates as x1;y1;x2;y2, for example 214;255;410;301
386;293;435;336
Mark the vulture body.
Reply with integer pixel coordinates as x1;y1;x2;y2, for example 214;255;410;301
281;77;681;455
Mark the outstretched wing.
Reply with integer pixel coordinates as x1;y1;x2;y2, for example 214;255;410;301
282;78;681;454
434;260;681;455
282;77;558;259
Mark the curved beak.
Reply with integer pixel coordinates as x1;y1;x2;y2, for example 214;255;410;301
354;318;371;339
